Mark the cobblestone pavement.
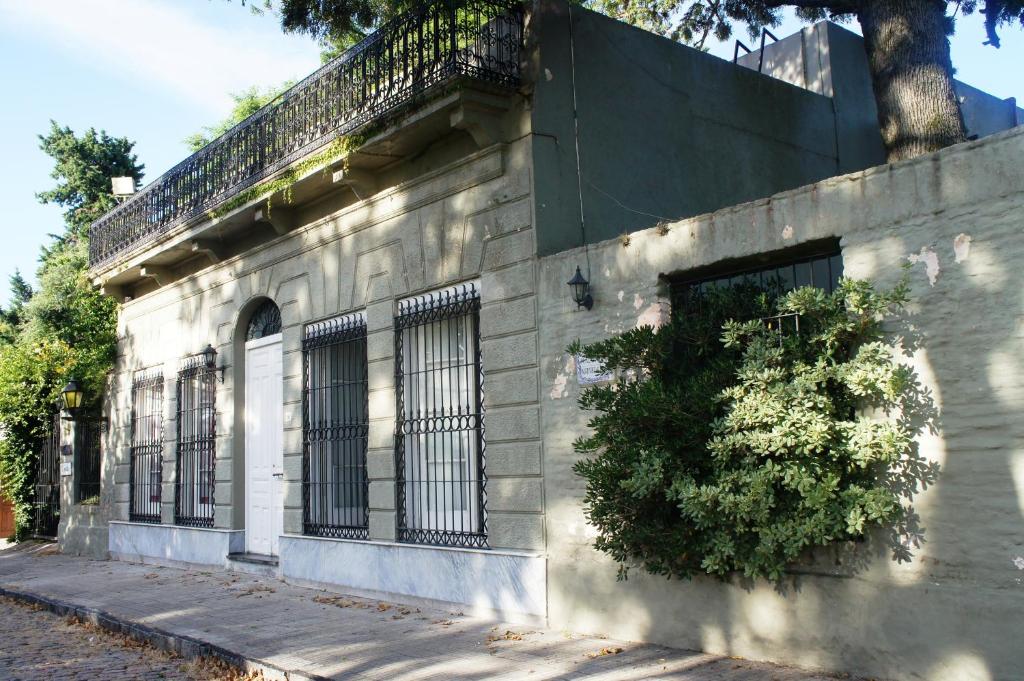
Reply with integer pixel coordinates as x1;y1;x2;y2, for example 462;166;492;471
0;543;857;681
0;596;245;681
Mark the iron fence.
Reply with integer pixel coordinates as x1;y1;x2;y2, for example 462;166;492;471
88;0;524;269
32;413;61;538
77;418;104;503
175;355;217;527
302;313;369;539
130;370;164;523
395;282;487;548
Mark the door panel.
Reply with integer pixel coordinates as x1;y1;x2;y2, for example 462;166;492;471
245;335;283;556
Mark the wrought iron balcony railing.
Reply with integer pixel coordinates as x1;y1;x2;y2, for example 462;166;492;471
89;0;524;269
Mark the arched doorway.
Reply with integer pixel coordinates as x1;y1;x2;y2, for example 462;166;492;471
243;299;283;556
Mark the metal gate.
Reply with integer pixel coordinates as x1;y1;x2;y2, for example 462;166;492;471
32;413;61;538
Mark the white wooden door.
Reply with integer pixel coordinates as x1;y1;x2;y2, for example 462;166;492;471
245;334;284;556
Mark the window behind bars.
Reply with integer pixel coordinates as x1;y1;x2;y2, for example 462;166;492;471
395;281;487;548
130;370;164;523
175;355;217;527
671;240;843;316
303;312;369;539
77;418;103;503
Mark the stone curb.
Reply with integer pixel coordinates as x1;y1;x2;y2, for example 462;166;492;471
0;585;332;681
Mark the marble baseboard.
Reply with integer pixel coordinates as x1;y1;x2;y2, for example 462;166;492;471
109;522;244;569
279;535;547;623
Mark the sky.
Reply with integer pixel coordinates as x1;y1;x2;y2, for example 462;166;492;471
0;1;1022;308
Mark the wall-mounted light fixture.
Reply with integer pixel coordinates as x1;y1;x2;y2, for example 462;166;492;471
567;266;593;310
201;344;228;382
61;378;85;419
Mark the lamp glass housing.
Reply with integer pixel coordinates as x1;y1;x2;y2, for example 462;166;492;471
202;344;217;369
566;266;593;310
61;379;84;412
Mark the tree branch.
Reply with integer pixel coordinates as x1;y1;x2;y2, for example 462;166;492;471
762;0;860;13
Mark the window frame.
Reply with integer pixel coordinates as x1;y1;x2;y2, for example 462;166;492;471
76;417;103;503
670;241;844;317
129;369;164;524
174;354;217;528
394;281;488;549
302;311;370;540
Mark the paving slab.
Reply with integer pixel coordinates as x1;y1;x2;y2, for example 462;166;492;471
0;542;855;680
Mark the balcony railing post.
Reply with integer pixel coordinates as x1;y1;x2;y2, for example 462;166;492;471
449;0;459;73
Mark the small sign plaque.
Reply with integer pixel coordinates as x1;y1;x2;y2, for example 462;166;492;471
576;355;613;385
60;462;73;477
61;444;73;457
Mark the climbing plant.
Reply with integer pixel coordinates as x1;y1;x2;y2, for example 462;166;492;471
570;276;936;581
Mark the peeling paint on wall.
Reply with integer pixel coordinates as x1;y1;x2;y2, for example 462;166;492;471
953;233;972;263
908;246;941;286
636;301;668;329
549;355;574;400
1013;556;1024;570
782;224;794;240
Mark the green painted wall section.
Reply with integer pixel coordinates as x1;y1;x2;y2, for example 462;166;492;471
528;1;884;256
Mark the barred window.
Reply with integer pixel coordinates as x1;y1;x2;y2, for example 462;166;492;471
303;312;369;539
671;241;843;316
130;370;164;524
174;353;217;527
76;418;103;503
395;281;486;548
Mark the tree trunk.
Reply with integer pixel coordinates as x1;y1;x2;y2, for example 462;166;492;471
858;0;967;162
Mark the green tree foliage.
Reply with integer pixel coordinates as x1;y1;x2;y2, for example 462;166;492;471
184;82;295;152
36;122;143;239
0;272;33;345
278;0;405;42
261;0;1022;161
569;278;937;580
0;124;139;539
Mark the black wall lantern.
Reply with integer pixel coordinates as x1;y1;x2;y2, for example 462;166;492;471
202;344;228;382
567;266;593;310
61;378;85;418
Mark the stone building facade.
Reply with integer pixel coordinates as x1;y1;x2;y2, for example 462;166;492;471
62;0;1022;678
538;126;1024;681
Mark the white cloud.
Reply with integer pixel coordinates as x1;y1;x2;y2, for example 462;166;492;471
1;0;320;115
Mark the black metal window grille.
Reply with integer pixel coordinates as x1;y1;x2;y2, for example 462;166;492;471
88;0;525;269
174;354;217;527
130;370;164;524
395;281;487;548
77;418;103;503
247;300;283;341
32;412;61;538
671;245;843;316
302;312;369;539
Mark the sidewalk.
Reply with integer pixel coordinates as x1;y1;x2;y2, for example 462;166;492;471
0;542;847;681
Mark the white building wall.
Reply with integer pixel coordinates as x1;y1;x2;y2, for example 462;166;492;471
107;138;546;618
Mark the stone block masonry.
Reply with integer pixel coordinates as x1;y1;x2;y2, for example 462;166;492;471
104;139;547;617
537;126;1024;681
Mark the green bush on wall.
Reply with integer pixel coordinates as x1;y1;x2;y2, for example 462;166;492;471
569;276;936;581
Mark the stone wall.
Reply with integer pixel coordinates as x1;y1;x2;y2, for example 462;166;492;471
106;138;545;560
537;127;1024;681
